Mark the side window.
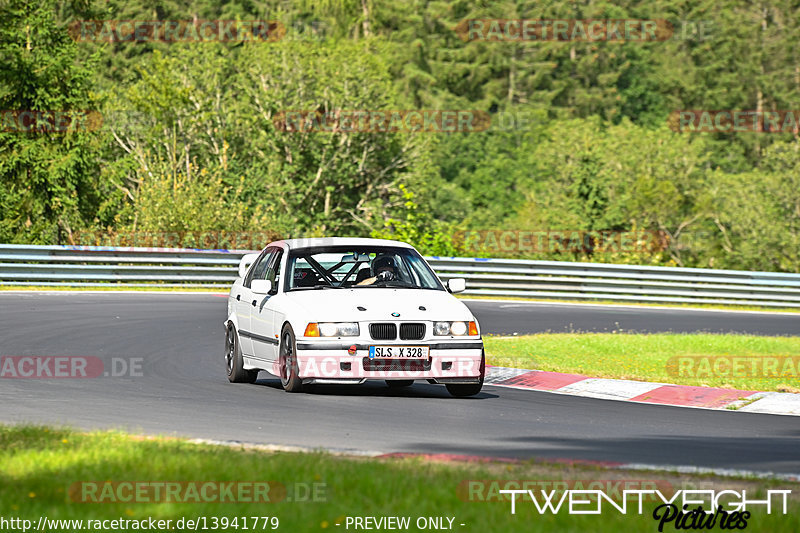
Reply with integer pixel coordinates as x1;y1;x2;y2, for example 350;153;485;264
244;249;275;288
264;250;283;294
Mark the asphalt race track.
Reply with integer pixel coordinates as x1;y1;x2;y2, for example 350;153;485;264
465;299;800;336
1;292;798;475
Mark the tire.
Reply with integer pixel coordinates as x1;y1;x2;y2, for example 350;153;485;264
279;325;303;392
445;351;485;398
386;380;414;388
226;324;259;383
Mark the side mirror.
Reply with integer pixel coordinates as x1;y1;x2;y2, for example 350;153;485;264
251;279;273;295
447;278;466;293
238;253;260;278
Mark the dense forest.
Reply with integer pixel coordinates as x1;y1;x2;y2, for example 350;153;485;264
1;0;799;271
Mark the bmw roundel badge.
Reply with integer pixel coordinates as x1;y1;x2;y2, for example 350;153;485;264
391;312;400;317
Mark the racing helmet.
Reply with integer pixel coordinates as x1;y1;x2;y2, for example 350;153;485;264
372;254;398;276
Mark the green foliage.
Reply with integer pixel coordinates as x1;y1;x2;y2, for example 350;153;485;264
713;142;800;272
1;0;800;272
512;118;717;265
371;184;468;256
436;109;549;228
0;0;102;243
231;38;429;235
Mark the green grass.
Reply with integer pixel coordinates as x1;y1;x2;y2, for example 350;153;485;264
484;333;800;392
2;425;798;532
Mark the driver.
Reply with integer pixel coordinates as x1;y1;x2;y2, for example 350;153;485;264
357;255;399;286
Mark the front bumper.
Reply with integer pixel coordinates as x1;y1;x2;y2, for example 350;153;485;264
285;340;484;381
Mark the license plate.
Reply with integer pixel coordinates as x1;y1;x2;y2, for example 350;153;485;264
368;346;429;359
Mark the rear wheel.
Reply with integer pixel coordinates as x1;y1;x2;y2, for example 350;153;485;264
386;380;414;388
445;351;484;397
225;325;259;383
279;325;303;392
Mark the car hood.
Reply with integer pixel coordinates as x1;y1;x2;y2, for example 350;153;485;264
283;288;473;322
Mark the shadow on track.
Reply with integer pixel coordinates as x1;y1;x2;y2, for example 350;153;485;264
250;376;498;400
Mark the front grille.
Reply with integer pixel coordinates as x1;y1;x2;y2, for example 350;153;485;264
369;323;397;340
399;322;425;340
362;358;432;372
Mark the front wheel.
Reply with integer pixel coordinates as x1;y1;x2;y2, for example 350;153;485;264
446;352;484;397
225;325;258;383
279;325;303;392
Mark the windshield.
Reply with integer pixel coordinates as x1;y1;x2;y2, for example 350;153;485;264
286;246;444;291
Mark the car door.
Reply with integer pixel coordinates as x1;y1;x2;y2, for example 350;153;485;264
251;248;284;363
236;248;274;356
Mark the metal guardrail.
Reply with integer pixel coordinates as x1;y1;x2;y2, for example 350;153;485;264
429;257;800;308
2;244;800;307
0;244;241;287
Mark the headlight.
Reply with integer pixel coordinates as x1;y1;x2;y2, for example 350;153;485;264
319;323;338;337
434;321;478;336
433;321;451;336
450;321;468;336
306;322;360;337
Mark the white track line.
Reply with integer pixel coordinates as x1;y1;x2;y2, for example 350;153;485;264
460;297;800;316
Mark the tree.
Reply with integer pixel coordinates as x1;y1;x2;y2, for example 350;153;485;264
0;0;102;243
714;142;800;272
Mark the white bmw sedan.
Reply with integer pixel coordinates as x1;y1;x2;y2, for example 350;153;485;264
225;237;484;397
